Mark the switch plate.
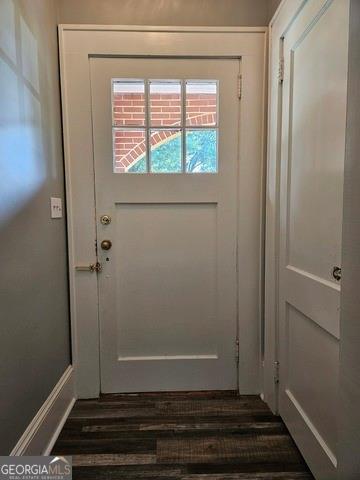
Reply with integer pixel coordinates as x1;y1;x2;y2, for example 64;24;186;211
50;197;63;218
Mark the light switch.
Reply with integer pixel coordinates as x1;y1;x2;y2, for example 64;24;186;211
50;197;63;218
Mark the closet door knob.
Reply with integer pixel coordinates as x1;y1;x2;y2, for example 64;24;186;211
332;266;341;281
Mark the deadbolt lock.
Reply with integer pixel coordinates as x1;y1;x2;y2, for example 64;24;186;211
101;239;112;250
100;215;111;225
75;262;102;273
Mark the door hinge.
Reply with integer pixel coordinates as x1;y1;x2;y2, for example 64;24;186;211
278;57;284;84
235;338;240;364
274;360;280;385
237;75;242;100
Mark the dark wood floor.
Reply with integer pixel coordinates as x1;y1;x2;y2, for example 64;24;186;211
52;391;314;479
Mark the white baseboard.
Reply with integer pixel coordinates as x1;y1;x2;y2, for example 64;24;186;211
11;365;76;456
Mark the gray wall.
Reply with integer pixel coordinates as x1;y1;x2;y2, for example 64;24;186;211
0;0;70;454
338;0;360;477
59;0;270;26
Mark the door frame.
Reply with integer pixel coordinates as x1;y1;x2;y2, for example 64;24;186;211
59;25;267;398
263;0;308;414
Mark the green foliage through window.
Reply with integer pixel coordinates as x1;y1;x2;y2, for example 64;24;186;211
186;130;217;173
128;130;217;173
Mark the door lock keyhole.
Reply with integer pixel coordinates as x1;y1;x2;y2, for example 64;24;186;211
100;215;111;225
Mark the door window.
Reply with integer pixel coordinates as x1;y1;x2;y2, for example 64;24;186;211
112;79;218;173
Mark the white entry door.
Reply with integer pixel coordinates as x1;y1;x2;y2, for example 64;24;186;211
90;57;240;392
278;0;349;478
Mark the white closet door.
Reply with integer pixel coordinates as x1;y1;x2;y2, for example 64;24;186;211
278;0;349;478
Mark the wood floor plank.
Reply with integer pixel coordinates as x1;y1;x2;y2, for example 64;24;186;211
72;465;185;479
81;420;286;435
72;453;156;466
157;399;269;416
52;437;156;455
99;391;239;401
186;463;312;475
69;407;158;419
157;434;304;465
182;474;314;479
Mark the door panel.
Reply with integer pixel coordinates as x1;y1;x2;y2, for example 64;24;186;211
90;57;240;392
286;305;339;454
114;203;217;359
278;0;349;478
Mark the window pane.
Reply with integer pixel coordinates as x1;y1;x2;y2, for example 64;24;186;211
150;81;181;127
113;129;147;173
150;129;182;173
186;81;217;126
186;129;217;173
113;80;145;127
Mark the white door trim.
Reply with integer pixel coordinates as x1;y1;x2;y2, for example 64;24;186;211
263;0;308;414
59;25;267;398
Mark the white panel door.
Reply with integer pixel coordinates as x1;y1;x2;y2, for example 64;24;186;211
90;57;240;392
278;1;349;478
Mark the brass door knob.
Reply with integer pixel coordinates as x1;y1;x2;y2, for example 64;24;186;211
101;239;112;250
